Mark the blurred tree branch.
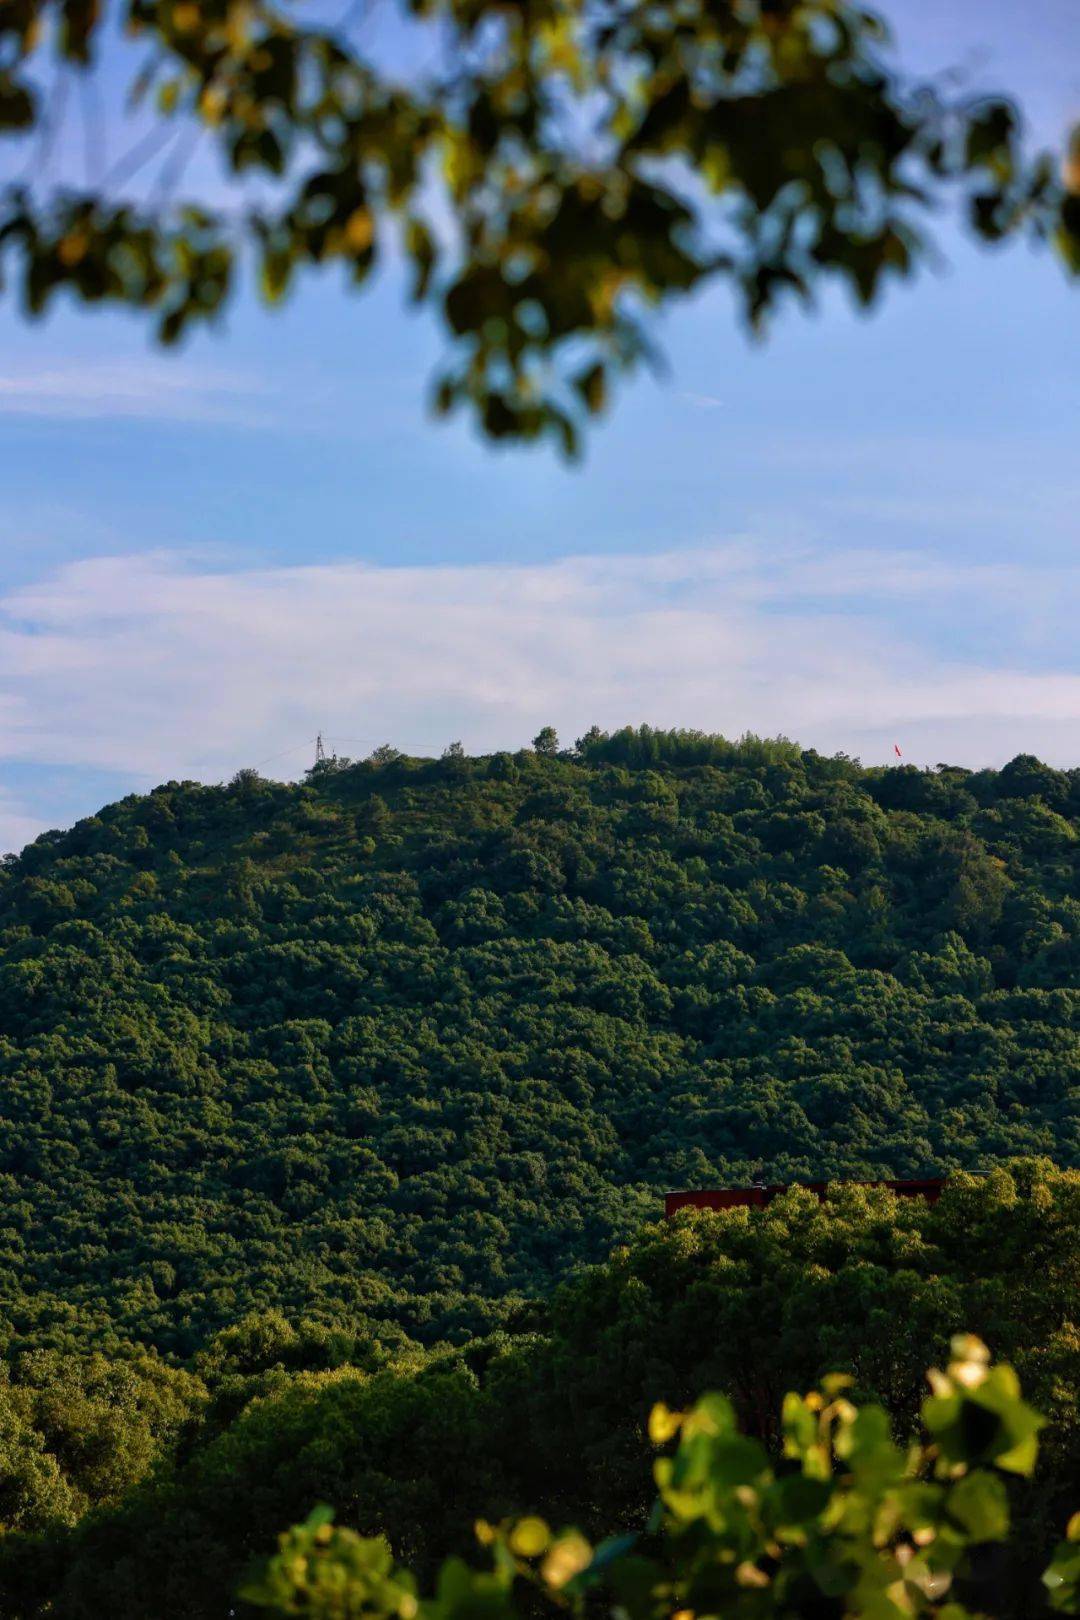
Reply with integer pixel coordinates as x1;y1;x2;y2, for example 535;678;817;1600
1;0;1077;453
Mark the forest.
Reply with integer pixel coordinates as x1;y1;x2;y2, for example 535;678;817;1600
3;729;1080;1615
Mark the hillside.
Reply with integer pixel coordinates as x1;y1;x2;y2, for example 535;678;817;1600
2;726;1080;1357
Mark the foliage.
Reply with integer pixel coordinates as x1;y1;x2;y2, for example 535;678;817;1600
0;1347;203;1535
4;735;1080;1357
543;1163;1080;1434
5;736;1080;1611
1;4;1078;450
9;1166;1080;1620
242;1336;1077;1620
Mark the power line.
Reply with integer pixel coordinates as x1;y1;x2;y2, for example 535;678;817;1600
268;735;445;769
325;734;441;753
191;732;448;777
249;738;317;771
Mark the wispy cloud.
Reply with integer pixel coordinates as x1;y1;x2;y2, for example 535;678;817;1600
1;540;1079;852
0;361;276;427
679;391;725;409
0;784;49;852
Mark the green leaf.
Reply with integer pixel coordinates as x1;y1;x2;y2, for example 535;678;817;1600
948;1470;1010;1541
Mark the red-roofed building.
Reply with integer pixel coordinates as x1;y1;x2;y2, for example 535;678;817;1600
664;1178;946;1219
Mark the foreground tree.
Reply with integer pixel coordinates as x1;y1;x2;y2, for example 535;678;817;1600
12;1168;1080;1620
1;1;1077;451
244;1335;1080;1619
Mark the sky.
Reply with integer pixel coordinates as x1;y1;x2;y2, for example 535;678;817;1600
0;0;1078;852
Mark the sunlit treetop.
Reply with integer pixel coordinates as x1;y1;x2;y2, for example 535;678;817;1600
2;0;1078;453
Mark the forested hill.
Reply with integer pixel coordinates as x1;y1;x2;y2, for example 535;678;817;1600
3;726;1080;1358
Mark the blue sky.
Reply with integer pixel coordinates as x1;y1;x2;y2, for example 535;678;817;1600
0;0;1078;850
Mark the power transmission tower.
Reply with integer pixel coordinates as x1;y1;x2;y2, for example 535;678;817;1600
314;733;327;767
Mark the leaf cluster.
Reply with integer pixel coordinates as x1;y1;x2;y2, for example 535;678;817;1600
1;2;1076;449
242;1338;1077;1620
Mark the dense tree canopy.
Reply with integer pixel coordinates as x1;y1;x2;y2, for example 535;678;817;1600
4;730;1080;1358
5;732;1080;1613
239;1333;1080;1620
5;1166;1080;1619
2;2;1077;449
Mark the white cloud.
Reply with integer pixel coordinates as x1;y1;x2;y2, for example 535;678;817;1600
1;539;1079;851
0;791;48;855
0;361;275;426
679;391;726;410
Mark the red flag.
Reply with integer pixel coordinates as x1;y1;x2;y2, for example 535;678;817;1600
894;743;903;759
